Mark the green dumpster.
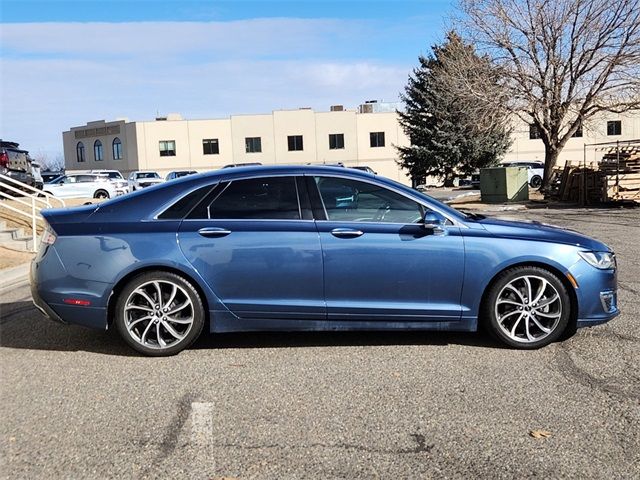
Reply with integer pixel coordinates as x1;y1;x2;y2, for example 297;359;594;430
480;167;529;203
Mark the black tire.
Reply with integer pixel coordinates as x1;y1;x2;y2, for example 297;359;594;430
482;266;571;349
94;189;110;199
530;175;542;189
114;271;205;356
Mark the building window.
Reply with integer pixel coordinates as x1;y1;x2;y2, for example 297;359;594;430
112;137;123;160
287;135;304;151
370;132;385;148
329;133;345;150
76;142;85;162
529;124;541;139
159;140;176;156
93;140;103;161
245;137;262;153
571;123;583;138
203;138;219;155
607;120;622;136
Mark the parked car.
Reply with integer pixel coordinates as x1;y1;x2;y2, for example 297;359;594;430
90;169;129;195
42;171;64;184
222;163;262;169
0;141;35;189
42;173;117;199
501;161;545;189
29;160;44;190
128;171;163;191
350;166;377;174
31;166;618;356
166;170;197;181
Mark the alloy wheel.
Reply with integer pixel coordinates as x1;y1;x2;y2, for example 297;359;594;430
494;275;562;344
123;280;194;350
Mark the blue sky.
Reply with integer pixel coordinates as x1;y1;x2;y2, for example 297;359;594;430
0;0;455;159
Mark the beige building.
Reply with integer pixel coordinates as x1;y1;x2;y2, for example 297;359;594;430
63;104;640;186
504;110;640;165
63;102;412;184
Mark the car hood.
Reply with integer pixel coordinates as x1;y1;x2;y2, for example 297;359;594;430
476;217;611;251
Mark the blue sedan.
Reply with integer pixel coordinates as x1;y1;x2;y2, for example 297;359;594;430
30;166;618;356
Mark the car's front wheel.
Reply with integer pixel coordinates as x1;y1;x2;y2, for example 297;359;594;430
94;189;110;199
114;271;205;356
483;266;571;349
530;175;542;189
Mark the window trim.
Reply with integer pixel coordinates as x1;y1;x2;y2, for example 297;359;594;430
156;172;465;227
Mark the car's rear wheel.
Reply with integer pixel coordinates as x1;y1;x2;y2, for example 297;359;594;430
94;189;110;199
530;175;542;189
483;266;570;349
114;271;205;356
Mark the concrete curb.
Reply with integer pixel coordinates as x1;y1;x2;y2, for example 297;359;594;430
0;263;30;296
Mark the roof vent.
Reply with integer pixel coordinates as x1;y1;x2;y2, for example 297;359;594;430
330;105;344;111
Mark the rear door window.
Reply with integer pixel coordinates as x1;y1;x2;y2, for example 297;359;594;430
206;176;301;220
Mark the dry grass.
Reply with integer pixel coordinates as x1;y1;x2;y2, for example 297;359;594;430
0;246;35;270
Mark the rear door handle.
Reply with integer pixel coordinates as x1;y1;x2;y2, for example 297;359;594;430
331;228;364;238
198;227;232;237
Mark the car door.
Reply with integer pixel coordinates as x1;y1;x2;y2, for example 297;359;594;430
309;175;465;322
51;175;77;198
177;175;325;322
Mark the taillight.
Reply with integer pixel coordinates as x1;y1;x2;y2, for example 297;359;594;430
41;224;57;245
0;152;8;169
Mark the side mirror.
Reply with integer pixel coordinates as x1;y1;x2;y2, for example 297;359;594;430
423;211;445;233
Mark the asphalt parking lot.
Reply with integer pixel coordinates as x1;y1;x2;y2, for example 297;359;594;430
1;207;638;479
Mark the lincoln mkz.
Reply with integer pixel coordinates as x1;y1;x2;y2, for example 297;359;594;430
31;166;618;355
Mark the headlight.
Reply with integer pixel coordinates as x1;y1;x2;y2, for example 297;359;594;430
578;251;616;270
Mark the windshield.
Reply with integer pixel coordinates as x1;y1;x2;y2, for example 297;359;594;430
137;172;160;179
107;172;123;179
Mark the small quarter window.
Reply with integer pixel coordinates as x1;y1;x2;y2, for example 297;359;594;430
158;185;215;220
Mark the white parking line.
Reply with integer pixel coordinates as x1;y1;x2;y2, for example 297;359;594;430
191;402;214;446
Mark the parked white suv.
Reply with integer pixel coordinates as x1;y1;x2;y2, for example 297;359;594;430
90;169;129;195
128;171;163;191
42;173;118;199
501;161;544;189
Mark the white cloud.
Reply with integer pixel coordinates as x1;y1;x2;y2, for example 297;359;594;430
0;20;416;155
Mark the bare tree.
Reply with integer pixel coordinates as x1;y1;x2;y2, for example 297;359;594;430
459;0;640;186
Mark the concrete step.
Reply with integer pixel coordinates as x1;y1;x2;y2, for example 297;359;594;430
0;228;24;241
0;235;36;252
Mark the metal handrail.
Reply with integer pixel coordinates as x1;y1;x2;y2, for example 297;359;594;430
0;173;65;208
0;174;66;252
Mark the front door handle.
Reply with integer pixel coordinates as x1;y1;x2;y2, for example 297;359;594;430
331;228;364;238
198;227;232;238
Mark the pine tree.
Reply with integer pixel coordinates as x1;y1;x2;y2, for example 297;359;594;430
397;32;511;186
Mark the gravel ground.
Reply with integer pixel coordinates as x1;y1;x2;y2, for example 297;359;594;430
0;206;638;479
